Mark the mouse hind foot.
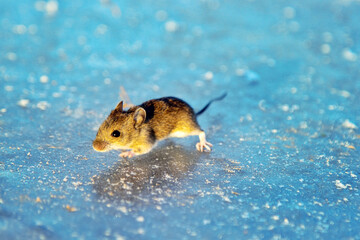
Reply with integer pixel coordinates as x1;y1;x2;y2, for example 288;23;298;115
196;131;213;152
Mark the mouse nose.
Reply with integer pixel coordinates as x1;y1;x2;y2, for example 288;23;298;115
92;139;108;152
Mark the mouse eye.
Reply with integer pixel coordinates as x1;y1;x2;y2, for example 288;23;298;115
111;130;121;137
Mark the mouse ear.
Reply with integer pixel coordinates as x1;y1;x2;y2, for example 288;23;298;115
115;101;123;112
134;107;146;129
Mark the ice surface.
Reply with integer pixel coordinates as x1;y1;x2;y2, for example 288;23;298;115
1;0;360;239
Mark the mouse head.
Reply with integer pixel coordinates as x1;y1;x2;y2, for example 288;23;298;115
93;101;147;152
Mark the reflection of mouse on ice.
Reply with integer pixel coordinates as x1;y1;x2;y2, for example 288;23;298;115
93;93;226;158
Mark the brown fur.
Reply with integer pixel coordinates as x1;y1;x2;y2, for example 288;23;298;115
93;97;203;155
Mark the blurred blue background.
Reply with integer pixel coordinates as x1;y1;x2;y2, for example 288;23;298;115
1;0;360;239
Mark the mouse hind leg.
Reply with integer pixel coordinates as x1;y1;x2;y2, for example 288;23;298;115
171;117;213;152
196;131;213;152
181;125;213;152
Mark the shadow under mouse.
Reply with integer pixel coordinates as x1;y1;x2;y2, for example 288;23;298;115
92;141;201;205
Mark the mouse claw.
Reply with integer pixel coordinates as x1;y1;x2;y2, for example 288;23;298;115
196;141;212;152
119;151;135;158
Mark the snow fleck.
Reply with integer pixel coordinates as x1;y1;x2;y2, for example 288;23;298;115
118;206;128;214
165;20;178;32
342;119;357;129
335;180;351;189
136;216;145;222
104;78;111;85
96;24;108;35
342;48;357;62
204;71;214;81
283;7;296;19
290;87;297;94
152;85;160;92
339;90;351;98
40;75;49;84
45;0;59;16
272;215;280;221
137;228;145;235
7;52;17;61
235;68;246;76
203;219;211;225
37;101;50;110
280;104;290;112
321;44;331;54
12;25;27;34
104;228;111;236
0;108;6;113
5;85;14;92
300;121;308;129
17;99;30;108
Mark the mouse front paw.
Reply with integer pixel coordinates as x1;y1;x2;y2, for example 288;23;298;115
196;141;213;152
119;151;135;158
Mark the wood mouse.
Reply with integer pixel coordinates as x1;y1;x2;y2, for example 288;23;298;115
93;93;226;158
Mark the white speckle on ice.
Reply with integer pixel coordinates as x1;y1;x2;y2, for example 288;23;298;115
40;75;49;83
136;216;144;222
0;108;7;113
45;0;58;16
152;85;160;91
118;206;128;214
300;121;308;129
5;85;14;92
283;218;290;225
7;52;17;61
280;104;290;112
96;24;108;35
104;228;111;236
272;215;280;221
12;25;27;34
342;48;357;62
137;228;145;235
321;44;331;54
339;90;351;98
37;101;50;110
335;180;351;189
165;21;178;32
283;7;296;19
203;219;211;225
52;92;61;98
17;99;30;108
222;195;231;202
204;71;213;81
104;78;111;84
235;68;246;76
114;234;125;240
342;119;357;129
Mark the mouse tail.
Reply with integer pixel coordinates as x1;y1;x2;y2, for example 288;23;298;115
196;92;227;116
